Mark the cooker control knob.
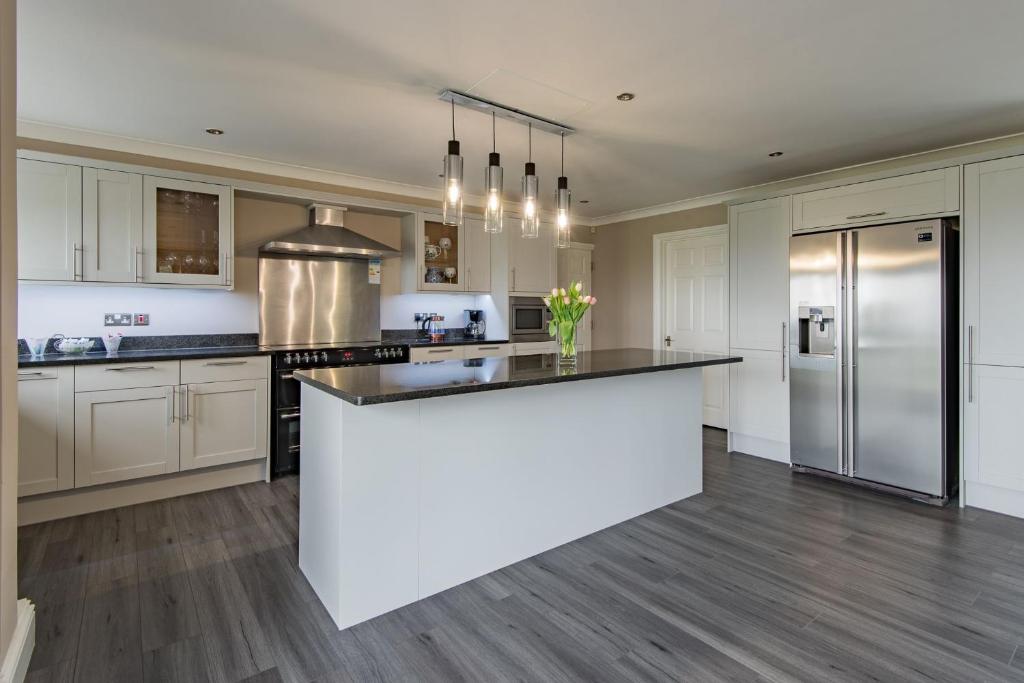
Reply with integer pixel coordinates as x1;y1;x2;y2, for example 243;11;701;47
374;349;382;359
302;353;310;363
283;354;292;365
321;351;328;362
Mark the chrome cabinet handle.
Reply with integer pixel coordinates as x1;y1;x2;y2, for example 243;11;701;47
225;254;233;286
968;325;974;403
204;360;247;367
781;322;787;381
846;210;887;221
17;371;51;381
428;349;454;354
475;346;500;351
73;242;83;280
169;387;176;424
135;247;143;282
181;385;190;422
511;267;517;291
280;411;301;420
279;373;294;380
105;365;156;372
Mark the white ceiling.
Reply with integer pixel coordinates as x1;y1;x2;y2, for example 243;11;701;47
17;0;1024;219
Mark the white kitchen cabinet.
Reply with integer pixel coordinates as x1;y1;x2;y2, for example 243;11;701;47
464;343;510;359
180;379;268;470
729;196;790;351
409;345;464;363
142;175;233;286
17;159;82;282
728;348;790;462
792;167;959;233
509;220;556;295
401;213;491;293
82;167;143;283
17;367;74;497
464;218;491;292
74;386;181;487
964;156;1024;367
512;341;558;356
964;365;1024;501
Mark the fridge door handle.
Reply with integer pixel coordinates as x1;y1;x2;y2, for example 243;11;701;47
836;231;846;474
846;230;858;476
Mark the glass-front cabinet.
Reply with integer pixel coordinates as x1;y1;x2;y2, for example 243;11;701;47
420;217;463;292
142;176;232;286
401;212;491;293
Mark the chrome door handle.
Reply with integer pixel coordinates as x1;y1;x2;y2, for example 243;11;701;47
105;365;156;372
475;346;500;351
169;387;176;424
225;254;233;286
135;247;143;282
781;322;787;381
664;336;672;348
280;411;301;420
511;267;517;291
204;360;247;367
181;385;190;422
427;349;454;354
279;373;294;380
846;211;887;220
73;242;83;280
968;325;974;403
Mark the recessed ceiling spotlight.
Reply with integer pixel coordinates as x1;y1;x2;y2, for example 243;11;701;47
768;151;784;157
616;93;635;102
205;128;224;135
578;199;590;204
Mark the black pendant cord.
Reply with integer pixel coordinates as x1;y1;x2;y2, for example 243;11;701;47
528;122;532;163
560;132;565;176
451;98;456;139
492;112;496;153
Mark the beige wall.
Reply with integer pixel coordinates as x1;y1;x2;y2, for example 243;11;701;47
591;204;727;350
0;0;17;655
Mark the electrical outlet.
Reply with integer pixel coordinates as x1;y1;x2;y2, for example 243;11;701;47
132;313;150;326
104;313;132;326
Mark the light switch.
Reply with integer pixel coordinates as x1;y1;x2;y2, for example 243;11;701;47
132;313;150;326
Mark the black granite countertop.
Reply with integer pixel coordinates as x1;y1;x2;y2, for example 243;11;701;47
294;348;743;406
18;345;270;368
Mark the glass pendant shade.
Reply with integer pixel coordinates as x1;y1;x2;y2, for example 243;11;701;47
442;139;464;227
555;176;571;248
484;152;503;234
521;162;540;239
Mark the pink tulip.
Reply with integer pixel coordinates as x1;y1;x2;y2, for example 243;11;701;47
542;297;551;306
585;295;594;304
562;296;570;304
590;296;597;305
550;288;559;297
559;287;567;296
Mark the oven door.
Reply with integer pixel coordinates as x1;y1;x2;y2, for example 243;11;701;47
273;408;301;477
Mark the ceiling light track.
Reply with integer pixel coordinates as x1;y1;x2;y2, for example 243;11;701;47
439;89;575;137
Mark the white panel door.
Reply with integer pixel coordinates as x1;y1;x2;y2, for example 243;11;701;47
17;367;74;496
964;157;1024;367
464;217;491;292
83;168;143;283
510;220;555;295
557;245;593;351
964;364;1024;492
17;159;82;281
74;386;180;486
658;230;728;428
729;348;790;445
180;380;268;470
729;196;790;351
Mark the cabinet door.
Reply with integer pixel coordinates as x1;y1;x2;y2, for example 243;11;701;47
17;159;82;281
510;220;555;295
964;157;1024;367
142;176;232;286
83;168;143;283
964;365;1024;492
464;218;491;292
729;348;790;447
74;386;180;487
418;215;465;291
17;367;74;496
180;380;268;470
729;197;790;351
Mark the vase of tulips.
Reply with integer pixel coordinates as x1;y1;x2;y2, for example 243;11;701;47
544;282;597;366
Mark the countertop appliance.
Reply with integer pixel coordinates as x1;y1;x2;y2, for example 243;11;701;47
789;218;958;502
510;296;553;342
270;344;407;477
464;309;486;340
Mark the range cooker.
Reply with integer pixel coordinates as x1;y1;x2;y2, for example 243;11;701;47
270;344;408;477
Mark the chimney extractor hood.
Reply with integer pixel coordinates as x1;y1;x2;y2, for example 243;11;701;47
260;204;400;259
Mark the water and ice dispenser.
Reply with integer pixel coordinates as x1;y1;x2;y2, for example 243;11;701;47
797;306;836;356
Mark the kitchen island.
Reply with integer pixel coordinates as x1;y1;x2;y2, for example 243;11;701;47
294;348;742;630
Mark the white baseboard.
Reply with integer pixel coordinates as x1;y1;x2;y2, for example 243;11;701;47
729;432;791;464
0;600;35;683
964;480;1024;519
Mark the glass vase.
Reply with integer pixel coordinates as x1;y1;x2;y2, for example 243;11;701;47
557;321;578;367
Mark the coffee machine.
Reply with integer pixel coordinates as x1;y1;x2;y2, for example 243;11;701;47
464;309;486;340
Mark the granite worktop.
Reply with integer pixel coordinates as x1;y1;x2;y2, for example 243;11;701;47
294;348;743;406
381;329;508;348
17;333;269;368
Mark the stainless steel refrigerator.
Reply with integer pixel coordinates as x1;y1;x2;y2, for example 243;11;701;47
789;219;958;502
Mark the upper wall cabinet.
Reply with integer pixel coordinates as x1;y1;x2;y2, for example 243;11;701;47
16;156;234;289
791;167;959;233
401;212;491;293
729;196;790;351
509;218;556;296
142;176;233;286
17;159;82;281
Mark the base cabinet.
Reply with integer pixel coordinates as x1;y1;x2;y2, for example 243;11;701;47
964;364;1024;495
728;348;790;462
74;386;180;487
17;367;74;496
181;379;268;470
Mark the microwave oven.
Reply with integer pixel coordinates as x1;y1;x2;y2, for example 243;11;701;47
510;296;553;342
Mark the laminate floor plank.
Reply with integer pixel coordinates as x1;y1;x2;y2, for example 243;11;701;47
19;427;1024;682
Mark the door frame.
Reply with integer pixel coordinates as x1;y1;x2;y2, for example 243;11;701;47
652;224;729;350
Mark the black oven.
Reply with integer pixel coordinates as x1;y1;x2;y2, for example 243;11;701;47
510;296;553;342
270;345;408;477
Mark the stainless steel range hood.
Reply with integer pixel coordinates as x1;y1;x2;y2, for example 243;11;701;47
260;204;400;259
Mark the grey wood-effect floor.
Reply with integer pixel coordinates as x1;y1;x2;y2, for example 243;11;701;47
17;428;1024;682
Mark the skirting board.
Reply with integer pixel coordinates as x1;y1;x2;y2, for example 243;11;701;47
964;480;1024;519
729;432;791;464
18;459;266;526
0;599;34;683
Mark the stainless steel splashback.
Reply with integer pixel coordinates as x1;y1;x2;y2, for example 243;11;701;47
258;254;381;347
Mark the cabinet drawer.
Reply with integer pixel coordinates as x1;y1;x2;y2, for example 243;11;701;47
463;344;510;359
512;341;558;356
409;346;465;363
792;167;959;232
75;360;179;392
181;355;268;384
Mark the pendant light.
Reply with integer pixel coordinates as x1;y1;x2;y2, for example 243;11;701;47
521;122;540;239
483;112;503;233
555;132;571;248
441;98;464;227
